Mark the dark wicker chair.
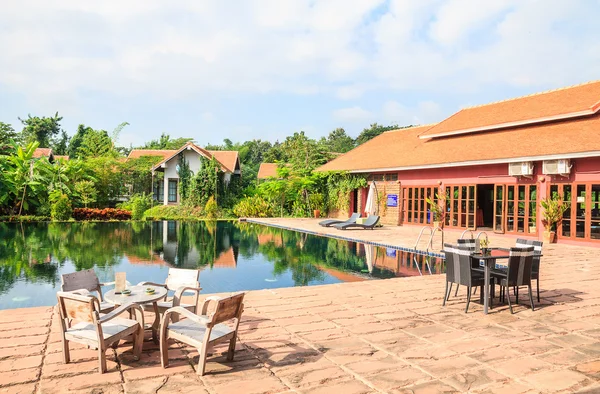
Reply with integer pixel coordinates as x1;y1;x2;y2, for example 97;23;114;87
454;238;481;296
516;238;543;302
491;246;535;314
442;243;485;313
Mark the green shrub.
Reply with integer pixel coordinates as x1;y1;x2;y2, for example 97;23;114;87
143;205;204;220
205;196;219;219
130;193;152;220
233;196;273;218
51;194;73;221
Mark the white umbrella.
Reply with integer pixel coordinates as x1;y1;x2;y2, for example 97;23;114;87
364;182;377;216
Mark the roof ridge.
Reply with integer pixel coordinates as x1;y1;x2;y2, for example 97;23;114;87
462;80;600;110
383;123;437;134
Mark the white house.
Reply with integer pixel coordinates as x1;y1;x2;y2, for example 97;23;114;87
128;142;240;205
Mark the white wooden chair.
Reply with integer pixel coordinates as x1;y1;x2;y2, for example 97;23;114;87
56;290;145;374
61;269;130;313
139;268;201;322
160;292;245;376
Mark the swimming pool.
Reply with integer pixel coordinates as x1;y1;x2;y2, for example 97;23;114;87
0;221;444;309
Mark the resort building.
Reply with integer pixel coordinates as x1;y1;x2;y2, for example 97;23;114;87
318;80;600;244
127;142;240;205
257;163;280;181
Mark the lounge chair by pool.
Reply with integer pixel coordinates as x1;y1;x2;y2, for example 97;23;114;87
319;213;360;227
334;215;380;230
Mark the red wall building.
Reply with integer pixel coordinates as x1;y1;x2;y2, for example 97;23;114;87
318;81;600;244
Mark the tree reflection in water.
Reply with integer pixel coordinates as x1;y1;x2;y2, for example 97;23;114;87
0;221;443;308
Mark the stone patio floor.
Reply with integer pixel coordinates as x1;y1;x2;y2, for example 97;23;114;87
1;219;600;393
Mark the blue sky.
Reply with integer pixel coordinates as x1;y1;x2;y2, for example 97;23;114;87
1;0;599;148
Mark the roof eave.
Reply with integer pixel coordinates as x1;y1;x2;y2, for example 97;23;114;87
337;150;600;173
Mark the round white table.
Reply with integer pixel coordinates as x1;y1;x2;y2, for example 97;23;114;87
105;285;168;344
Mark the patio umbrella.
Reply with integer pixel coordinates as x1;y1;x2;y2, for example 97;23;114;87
364;182;377;216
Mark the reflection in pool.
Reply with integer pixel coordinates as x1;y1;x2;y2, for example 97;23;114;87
0;221;444;309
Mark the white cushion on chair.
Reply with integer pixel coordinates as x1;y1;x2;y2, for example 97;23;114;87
168;320;233;343
66;318;138;342
99;302;116;313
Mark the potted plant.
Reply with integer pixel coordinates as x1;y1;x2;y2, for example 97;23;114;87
529;209;537;234
309;193;324;219
479;238;490;255
540;194;570;243
426;190;448;229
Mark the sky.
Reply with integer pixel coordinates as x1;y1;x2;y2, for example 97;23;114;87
1;0;599;148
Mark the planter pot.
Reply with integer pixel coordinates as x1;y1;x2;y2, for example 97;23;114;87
433;221;442;229
529;226;537;234
313;210;321;218
543;230;556;244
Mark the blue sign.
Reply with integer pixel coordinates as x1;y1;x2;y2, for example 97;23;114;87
387;194;398;207
386;248;397;257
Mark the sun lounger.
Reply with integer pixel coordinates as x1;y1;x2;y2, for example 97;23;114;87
319;213;360;227
334;215;380;230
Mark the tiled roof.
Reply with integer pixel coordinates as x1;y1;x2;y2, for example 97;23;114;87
54;155;69;161
257;163;280;179
317;114;600;172
420;80;600;139
127;149;174;160
150;142;237;173
208;150;239;173
32;148;53;158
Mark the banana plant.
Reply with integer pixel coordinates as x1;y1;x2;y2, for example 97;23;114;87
5;141;48;215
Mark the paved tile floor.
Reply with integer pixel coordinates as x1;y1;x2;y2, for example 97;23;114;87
1;219;600;393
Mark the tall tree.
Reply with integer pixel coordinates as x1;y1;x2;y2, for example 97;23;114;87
281;132;328;175
139;133;193;150
52;130;70;155
19;112;63;148
0;122;19;154
355;123;402;146
78;129;115;158
68;124;93;158
320;128;355;153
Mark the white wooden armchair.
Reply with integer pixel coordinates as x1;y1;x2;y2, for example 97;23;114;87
160;292;245;376
61;269;130;313
139;268;201;322
56;290;145;374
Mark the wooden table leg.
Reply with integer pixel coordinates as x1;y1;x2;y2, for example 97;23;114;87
152;302;160;344
483;259;490;315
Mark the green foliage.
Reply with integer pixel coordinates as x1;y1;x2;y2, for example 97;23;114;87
205;196;219;219
19;112;63;148
50;193;73;221
74;180;97;208
138;133;193;150
177;153;193;201
4;141;48;215
319;128;355;153
78;129;115;158
233;196;274;217
0;122;19;154
540;194;570;231
355;123;403;146
52;130;70;155
130;193;152;220
187;156;222;207
281;131;328;176
120;155;164;196
68;124;93;157
143;205;204;220
325;172;367;211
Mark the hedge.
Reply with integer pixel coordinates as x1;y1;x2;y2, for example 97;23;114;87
72;208;132;221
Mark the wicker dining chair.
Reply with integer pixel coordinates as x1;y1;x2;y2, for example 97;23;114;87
442;244;485;313
516;238;543;302
491;246;535;314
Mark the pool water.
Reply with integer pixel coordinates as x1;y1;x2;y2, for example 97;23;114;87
0;221;444;309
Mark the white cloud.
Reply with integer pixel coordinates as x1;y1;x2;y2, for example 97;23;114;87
0;0;599;139
381;100;444;126
332;106;373;122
